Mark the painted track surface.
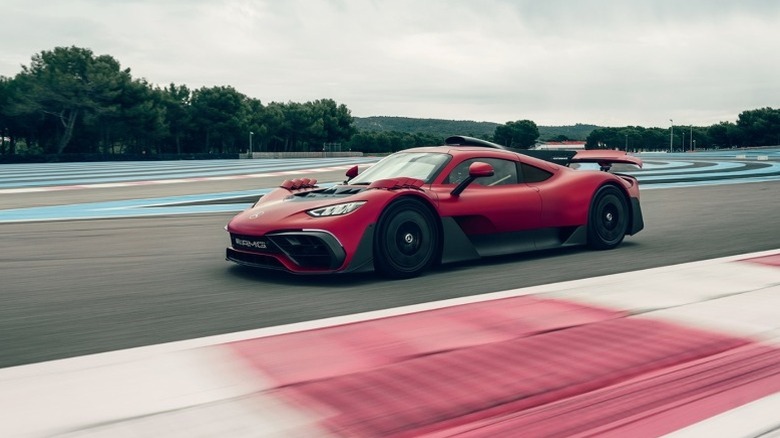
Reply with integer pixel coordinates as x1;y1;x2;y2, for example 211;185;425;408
3;251;778;437
1;170;780;368
1;153;780;436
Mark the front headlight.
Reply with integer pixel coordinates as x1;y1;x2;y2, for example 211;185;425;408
306;201;366;217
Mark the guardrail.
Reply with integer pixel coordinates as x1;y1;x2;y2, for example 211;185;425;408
241;152;364;159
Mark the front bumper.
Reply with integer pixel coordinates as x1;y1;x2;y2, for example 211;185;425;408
227;230;347;272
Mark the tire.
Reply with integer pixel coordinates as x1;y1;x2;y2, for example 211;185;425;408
587;185;629;250
374;198;439;278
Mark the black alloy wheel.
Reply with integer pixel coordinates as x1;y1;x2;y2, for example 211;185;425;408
587;185;629;250
374;198;439;278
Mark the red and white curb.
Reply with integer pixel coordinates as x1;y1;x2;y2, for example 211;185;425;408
1;250;779;437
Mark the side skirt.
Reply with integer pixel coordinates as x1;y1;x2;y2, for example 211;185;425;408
440;217;588;262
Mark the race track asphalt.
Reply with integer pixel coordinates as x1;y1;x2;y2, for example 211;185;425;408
1;179;779;368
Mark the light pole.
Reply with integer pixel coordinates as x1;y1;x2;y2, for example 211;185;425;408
690;125;693;151
249;131;254;159
669;119;674;152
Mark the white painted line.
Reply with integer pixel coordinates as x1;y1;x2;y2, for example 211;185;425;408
0;347;329;438
665;392;780;438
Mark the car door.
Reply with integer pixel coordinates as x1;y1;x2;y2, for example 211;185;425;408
434;157;543;236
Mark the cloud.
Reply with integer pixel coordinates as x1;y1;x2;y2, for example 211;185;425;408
2;0;778;127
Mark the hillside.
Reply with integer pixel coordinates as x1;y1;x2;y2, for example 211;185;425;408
353;116;599;141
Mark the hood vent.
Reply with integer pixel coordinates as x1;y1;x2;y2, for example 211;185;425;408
293;185;366;199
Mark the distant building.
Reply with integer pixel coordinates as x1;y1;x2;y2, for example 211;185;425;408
533;141;587;150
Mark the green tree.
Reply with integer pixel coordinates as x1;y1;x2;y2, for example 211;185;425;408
641;128;669;151
306;99;356;149
586;127;621;150
260;102;287;152
160;83;192;154
243;97;266;154
0;76;15;154
116;79;168;154
493;120;539;149
707;122;740;148
322;99;356;143
346;131;441;153
190;85;246;153
587;126;671;151
0;74;45;155
259;99;356;152
736;107;780;147
278;101;310;152
12;46;131;154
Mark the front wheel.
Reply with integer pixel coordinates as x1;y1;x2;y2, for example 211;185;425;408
587;185;629;250
374;198;439;278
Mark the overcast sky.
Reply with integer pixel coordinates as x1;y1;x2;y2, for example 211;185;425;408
2;0;778;127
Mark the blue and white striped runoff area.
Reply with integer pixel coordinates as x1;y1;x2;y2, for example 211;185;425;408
0;157;378;190
1;151;779;222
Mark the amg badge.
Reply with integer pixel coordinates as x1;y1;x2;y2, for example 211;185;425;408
235;238;267;250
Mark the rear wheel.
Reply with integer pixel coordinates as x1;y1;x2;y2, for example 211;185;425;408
587;185;629;250
374;198;438;278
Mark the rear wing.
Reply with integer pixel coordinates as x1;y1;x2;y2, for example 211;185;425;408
519;149;642;170
569;150;643;170
443;136;642;171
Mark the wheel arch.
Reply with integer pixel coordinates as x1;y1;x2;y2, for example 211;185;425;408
587;182;631;250
343;192;444;275
388;193;445;265
590;181;634;227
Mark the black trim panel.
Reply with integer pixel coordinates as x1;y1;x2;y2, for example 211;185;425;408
628;197;644;235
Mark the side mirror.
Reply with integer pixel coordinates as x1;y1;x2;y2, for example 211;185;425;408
451;162;494;197
344;165;359;182
468;161;495;178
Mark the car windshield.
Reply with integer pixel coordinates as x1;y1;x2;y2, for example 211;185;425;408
350;152;450;185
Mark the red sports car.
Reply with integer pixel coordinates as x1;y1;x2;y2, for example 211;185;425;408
226;136;643;278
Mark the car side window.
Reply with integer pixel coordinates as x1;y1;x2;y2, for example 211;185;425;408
520;162;553;183
446;158;519;186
